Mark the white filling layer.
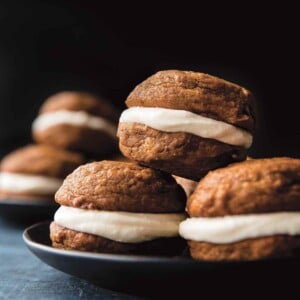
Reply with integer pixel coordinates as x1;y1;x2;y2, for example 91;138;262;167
54;206;186;243
119;107;252;148
0;172;63;194
179;212;300;244
32;110;117;137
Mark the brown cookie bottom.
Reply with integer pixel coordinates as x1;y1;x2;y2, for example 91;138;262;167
0;190;54;201
34;124;117;158
188;235;300;261
50;222;186;256
118;123;247;180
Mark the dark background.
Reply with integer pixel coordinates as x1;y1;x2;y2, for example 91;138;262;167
0;1;299;158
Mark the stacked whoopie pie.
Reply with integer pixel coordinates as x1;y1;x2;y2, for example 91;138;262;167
0;91;119;204
49;70;246;257
179;158;300;261
32;91;119;158
50;70;300;260
118;70;255;180
0;145;84;201
50;160;186;255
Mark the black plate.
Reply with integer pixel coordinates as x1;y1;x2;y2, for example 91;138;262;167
0;198;58;222
23;222;300;297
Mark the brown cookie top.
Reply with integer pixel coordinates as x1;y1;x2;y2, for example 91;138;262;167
39;91;119;122
55;160;186;212
0;145;85;179
187;157;300;217
126;70;256;132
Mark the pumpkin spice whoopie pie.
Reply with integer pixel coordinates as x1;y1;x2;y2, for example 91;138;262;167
0;145;84;201
179;158;300;261
32;91;119;158
50;160;186;255
118;70;256;180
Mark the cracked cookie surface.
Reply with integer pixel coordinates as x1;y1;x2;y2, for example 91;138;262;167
126;70;255;132
187;157;300;217
55;160;186;212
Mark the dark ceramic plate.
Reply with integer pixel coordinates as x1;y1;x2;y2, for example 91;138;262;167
23;222;300;298
0;198;58;222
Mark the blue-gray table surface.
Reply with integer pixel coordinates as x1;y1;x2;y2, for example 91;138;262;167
0;218;141;300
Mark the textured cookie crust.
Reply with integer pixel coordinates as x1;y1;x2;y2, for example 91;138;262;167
33;124;117;158
0;145;84;179
188;235;300;261
187;157;300;217
55;160;186;212
50;222;186;256
126;70;255;132
39;91;119;122
118;123;246;180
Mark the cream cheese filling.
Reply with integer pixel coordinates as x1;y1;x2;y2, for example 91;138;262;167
0;172;63;194
54;206;186;243
179;212;300;244
32;110;117;137
119;107;252;148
